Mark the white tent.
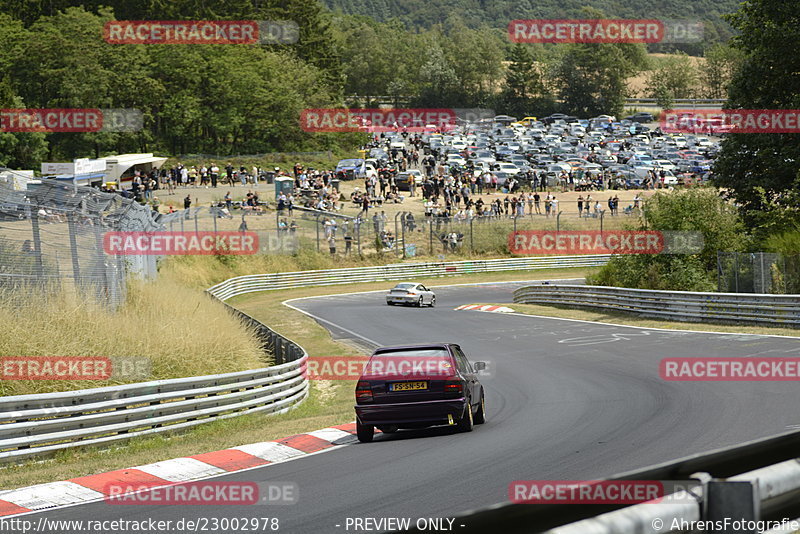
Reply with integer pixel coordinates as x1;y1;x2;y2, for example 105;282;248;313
104;153;168;188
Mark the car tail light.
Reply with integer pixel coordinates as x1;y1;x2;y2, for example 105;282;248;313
444;380;463;396
356;381;373;402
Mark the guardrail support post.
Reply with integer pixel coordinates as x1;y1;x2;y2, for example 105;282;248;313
703;480;759;533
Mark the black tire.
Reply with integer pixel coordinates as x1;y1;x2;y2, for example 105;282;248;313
429;296;436;307
356;421;374;443
457;401;474;432
474;392;486;424
387;301;395;306
417;296;423;307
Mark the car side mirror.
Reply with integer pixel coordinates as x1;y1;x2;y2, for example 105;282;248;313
473;361;486;372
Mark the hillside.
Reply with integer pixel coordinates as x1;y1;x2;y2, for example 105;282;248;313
324;0;737;43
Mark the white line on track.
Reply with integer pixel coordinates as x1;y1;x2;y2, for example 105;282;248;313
284;278;800;341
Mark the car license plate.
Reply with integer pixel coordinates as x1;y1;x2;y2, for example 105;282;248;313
390;381;427;391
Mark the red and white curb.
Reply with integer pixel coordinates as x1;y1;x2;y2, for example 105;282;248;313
455;304;515;313
0;423;372;517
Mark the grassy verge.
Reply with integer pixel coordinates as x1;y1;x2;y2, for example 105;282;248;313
0;279;266;397
1;267;593;489
158;249;586;290
499;302;800;338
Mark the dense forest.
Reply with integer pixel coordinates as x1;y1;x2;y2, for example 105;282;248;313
323;0;738;50
0;0;742;168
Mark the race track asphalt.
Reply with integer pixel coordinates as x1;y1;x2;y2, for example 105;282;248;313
30;280;800;533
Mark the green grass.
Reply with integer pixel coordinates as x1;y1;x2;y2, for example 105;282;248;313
499;302;800;337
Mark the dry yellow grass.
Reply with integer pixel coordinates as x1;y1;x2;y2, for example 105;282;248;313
1;267;594;488
0;278;266;396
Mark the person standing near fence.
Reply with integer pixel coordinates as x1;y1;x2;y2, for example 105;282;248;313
577;195;584;217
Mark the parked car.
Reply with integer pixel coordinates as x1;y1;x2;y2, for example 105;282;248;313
355;343;487;442
624;112;655;123
335;159;377;180
396;170;423;191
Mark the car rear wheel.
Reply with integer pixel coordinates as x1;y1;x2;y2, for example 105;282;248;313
457;401;474;432
474;392;486;424
429;296;436;307
357;421;374;443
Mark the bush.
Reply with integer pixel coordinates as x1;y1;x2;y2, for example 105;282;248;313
587;254;716;292
589;188;747;291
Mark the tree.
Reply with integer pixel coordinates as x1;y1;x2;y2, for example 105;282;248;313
556;43;647;117
700;43;744;99
645;53;699;102
713;0;800;232
588;189;747;291
497;43;548;116
416;43;459;107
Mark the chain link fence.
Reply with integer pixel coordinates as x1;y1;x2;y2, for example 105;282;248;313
717;252;800;294
0;175;164;307
346;207;637;259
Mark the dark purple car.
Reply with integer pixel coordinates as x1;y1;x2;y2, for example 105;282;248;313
354;343;486;443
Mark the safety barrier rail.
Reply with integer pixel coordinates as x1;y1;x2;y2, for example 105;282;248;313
425;428;800;533
513;284;800;327
0;303;309;464
207;255;612;301
0;256;612;464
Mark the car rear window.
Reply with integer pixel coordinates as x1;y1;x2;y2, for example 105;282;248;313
363;349;454;378
394;283;416;289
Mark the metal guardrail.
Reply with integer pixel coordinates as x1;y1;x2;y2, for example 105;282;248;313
0;255;608;464
513;284;800;327
0;300;309;464
421;428;800;533
207;255;612;301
